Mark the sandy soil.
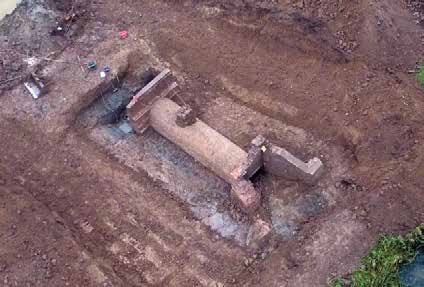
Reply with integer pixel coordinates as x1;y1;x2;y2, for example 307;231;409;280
1;0;424;286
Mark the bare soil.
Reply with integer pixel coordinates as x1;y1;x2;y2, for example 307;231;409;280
1;0;424;286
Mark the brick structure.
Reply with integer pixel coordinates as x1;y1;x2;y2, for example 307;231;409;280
127;69;179;133
126;69;324;218
230;179;261;215
150;98;261;214
176;106;196;127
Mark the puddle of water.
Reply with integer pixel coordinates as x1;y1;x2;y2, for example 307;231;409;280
0;0;20;20
400;250;424;287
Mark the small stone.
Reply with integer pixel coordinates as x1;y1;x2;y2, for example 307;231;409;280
42;254;47;260
176;106;196;127
243;258;250;267
243;257;254;267
250;135;268;148
51;259;57;265
246;219;272;249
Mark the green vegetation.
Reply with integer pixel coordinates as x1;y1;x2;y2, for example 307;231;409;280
416;65;424;86
329;278;344;287
329;225;424;287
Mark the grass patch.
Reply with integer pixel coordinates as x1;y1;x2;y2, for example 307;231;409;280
329;278;344;287
329;225;424;287
417;65;424;86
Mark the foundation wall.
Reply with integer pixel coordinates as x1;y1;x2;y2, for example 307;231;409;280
263;144;324;184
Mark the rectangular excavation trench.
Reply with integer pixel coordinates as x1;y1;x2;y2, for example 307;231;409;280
75;67;335;247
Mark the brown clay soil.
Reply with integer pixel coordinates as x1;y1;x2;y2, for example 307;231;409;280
1;0;424;286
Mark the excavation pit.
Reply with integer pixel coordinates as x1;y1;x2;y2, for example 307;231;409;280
1;0;419;284
76;67;331;248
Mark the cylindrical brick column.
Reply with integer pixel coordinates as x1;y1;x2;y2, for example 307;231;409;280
150;98;247;183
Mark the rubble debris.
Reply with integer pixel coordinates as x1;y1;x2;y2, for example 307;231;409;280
176;105;196;127
51;12;82;36
246;219;272;249
336;178;363;192
64;13;78;23
24;81;41;99
23;73;46;99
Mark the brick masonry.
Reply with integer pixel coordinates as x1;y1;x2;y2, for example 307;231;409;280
176;106;196;128
230;179;261;215
127;69;179;133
